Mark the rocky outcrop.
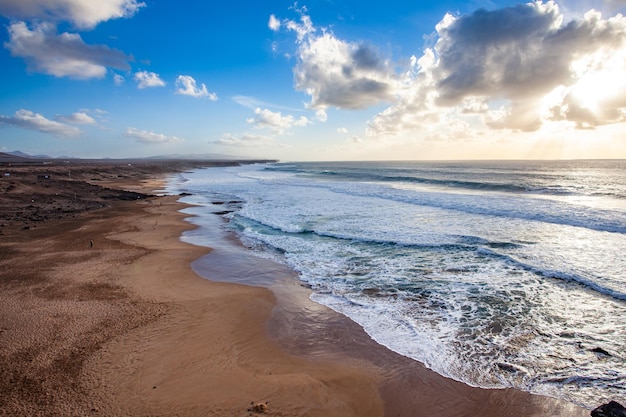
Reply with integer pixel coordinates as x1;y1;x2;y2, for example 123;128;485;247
591;401;626;417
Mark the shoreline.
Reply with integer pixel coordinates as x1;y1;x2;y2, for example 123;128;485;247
0;164;589;416
169;173;590;416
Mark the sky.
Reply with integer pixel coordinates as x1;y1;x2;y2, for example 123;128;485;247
1;0;626;161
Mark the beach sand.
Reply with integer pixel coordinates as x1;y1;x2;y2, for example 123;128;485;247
0;160;590;416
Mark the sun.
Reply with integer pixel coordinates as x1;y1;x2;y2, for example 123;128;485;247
538;45;626;131
570;68;623;113
569;49;626;114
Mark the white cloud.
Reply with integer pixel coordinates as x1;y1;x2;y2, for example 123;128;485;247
113;73;124;85
337;127;348;134
4;21;131;79
276;12;399;112
286;11;314;42
366;63;441;137
268;14;281;31
134;71;165;89
232;95;304;113
0;109;80;137
232;95;266;109
560;0;626;17
368;2;626;138
56;112;96;124
246;108;311;134
315;108;327;122
0;0;145;29
1;0;140;79
124;127;182;144
433;3;565;106
348;135;364;144
211;133;280;147
175;75;217;99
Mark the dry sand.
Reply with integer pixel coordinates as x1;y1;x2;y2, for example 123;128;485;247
0;160;590;416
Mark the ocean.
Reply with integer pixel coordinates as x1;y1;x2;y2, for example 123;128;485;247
167;160;626;409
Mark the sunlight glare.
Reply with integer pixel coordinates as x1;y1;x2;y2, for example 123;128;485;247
571;69;622;112
569;48;626;113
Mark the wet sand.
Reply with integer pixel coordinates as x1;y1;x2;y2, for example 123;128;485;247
0;160;590;416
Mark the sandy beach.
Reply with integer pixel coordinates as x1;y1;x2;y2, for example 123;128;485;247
0;159;590;416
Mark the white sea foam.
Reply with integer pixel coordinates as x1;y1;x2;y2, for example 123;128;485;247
168;161;626;409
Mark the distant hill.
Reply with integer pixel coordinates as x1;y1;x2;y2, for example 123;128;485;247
7;151;53;159
6;150;243;161
0;152;28;162
1;151;277;164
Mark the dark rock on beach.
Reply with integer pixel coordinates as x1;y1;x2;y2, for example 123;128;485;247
590;347;611;356
591;401;626;417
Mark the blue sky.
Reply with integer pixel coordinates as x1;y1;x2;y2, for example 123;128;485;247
1;0;626;160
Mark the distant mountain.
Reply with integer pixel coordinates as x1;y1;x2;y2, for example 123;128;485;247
3;150;275;162
6;150;228;160
7;150;33;158
0;152;26;162
7;151;54;159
